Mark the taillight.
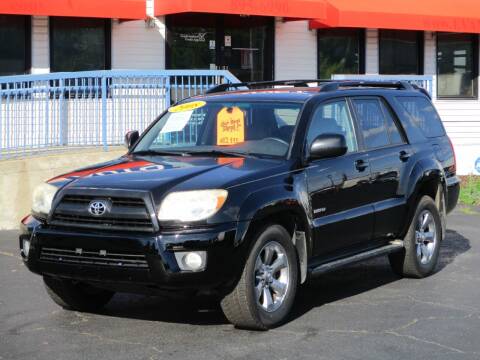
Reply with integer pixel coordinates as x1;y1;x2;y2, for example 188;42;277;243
448;137;457;175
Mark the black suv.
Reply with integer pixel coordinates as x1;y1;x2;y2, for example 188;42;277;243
20;80;460;330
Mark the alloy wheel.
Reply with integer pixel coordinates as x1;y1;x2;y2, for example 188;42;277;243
415;210;438;265
254;241;290;313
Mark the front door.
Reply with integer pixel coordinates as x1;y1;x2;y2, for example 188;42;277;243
221;16;274;82
166;14;274;82
305;98;374;257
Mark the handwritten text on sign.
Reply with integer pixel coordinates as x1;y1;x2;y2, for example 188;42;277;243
217;107;245;146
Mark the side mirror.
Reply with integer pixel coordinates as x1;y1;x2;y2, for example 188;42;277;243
309;133;348;160
124;130;140;150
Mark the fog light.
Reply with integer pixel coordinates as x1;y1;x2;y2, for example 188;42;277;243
174;251;207;272
22;239;31;258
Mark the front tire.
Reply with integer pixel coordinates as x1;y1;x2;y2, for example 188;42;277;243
221;224;298;330
389;196;442;278
43;276;115;312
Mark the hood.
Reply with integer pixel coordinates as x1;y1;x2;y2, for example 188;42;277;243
49;154;287;200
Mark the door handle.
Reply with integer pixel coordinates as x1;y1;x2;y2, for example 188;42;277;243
355;159;369;172
399;150;412;162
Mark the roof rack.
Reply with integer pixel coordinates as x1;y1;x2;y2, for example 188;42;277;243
206;79;332;94
319;80;413;92
206;79;418;95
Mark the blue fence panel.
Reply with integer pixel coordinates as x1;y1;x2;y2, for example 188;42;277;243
0;70;240;159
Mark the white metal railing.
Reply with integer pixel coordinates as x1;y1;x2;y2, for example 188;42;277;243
0;70;240;159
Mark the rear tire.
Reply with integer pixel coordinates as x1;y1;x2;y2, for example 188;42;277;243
43;276;114;312
389;196;442;278
221;224;298;330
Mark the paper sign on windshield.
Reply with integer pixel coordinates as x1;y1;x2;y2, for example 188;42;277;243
161;101;206;134
216;107;245;146
168;101;206;113
160;110;192;134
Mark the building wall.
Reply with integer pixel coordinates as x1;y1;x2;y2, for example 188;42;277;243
365;29;379;74
18;16;480;174
31;16;166;72
111;18;165;70
424;32;480;175
275;19;317;79
31;16;49;74
273;23;480;174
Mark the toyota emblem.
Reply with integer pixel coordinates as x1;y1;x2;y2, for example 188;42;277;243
88;200;109;216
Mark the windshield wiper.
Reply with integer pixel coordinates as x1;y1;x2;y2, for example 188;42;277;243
130;149;189;156
184;150;257;158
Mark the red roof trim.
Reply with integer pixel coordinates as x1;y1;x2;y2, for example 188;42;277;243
310;1;480;34
0;0;146;20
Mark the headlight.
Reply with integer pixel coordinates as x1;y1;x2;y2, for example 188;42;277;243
158;190;228;222
31;183;59;216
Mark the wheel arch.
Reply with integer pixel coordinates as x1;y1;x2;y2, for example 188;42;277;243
234;185;313;283
401;158;447;239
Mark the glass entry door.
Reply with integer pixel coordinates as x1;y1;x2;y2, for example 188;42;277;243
222;16;273;82
167;14;273;82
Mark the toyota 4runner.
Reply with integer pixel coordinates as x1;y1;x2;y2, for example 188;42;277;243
20;80;460;330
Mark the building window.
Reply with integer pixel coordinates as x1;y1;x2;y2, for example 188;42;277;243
437;33;478;99
379;30;423;75
317;28;365;79
50;17;111;72
0;15;31;76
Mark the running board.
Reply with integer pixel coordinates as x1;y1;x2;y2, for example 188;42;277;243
309;240;404;277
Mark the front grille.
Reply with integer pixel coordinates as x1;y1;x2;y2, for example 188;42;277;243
40;247;148;269
52;214;153;228
61;195;146;207
50;194;155;232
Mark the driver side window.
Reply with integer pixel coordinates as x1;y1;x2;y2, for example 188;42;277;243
307;99;358;153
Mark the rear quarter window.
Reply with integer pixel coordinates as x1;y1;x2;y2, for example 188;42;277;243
396;96;446;138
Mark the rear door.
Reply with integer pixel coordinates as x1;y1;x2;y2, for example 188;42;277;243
305;98;374;256
350;96;412;240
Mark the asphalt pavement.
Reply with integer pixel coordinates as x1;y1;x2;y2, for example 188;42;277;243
1;207;479;360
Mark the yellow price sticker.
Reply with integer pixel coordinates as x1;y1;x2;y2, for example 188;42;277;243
168;101;206;113
217;106;245;146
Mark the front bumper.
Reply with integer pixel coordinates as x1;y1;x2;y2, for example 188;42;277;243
20;216;245;295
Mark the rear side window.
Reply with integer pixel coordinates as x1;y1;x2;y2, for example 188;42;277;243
396;96;446;138
351;98;390;149
383;103;405;145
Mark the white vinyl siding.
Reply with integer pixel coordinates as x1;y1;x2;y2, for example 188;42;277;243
275;19;317;80
112;18;165;70
365;29;379;74
31;16;49;74
423;32;480;174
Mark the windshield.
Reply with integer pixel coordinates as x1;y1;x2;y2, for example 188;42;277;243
133;100;303;158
